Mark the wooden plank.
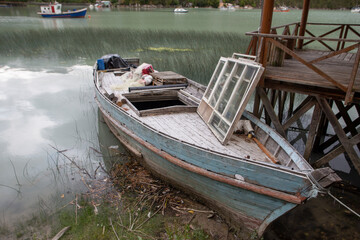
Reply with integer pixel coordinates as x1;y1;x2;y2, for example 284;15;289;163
139;106;197;117
308;43;358;64
262;80;360;104
144;112;269;162
313;145;343;168
264;52;360;93
335;103;353;118
309;167;341;187
335;101;358;137
292;96;313;114
316;97;360;174
253;91;261;118
318;117;360;151
315;132;360;168
150;71;187;85
287;93;295;119
348;25;360;38
283;97;316;131
303;103;322;160
345;45;360;104
350;132;360;145
268;38;348;92
336;25;345;51
303;29;335;51
278;91;287;123
344;53;353;62
257;88;286;137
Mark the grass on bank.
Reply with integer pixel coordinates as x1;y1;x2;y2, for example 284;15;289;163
54;198;209;240
2;160;211;240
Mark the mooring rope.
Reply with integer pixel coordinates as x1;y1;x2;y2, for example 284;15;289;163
306;173;360;218
327;189;360;218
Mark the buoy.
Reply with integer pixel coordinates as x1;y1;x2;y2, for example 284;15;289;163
88;15;91;19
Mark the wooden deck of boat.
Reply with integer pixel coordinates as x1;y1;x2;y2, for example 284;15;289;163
99;71;273;165
136;111;272;164
264;49;360;101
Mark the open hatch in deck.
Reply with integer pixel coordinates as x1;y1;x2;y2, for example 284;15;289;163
123;88;198;117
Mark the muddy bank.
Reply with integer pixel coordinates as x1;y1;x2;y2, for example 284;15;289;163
265;184;360;240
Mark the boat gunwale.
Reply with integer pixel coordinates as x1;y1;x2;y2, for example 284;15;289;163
94;69;312;178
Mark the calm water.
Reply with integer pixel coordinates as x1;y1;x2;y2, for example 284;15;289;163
0;5;359;235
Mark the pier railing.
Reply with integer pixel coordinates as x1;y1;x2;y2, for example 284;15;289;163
245;23;360;104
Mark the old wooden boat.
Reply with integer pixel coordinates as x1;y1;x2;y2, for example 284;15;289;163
37;2;87;18
93;54;340;237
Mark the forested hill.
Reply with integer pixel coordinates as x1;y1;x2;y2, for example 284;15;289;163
2;0;359;9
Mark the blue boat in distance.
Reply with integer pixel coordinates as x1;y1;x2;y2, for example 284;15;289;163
37;2;87;18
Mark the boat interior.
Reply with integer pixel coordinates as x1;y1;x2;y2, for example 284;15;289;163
95;56;313;173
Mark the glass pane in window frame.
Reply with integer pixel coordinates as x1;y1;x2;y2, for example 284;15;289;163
198;56;264;144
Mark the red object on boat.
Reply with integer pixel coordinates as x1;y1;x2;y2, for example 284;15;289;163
142;64;154;75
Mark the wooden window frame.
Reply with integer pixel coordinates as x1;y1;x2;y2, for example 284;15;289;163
197;56;264;145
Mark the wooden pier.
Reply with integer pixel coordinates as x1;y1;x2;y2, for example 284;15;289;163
245;0;360;179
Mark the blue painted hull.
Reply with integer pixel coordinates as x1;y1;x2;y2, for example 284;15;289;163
39;8;87;18
94;83;319;236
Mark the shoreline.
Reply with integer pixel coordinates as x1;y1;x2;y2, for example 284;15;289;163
0;2;353;10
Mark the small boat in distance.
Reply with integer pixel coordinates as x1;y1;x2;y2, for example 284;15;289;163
274;6;290;12
174;7;188;13
351;6;360;13
227;3;236;11
37;2;87;18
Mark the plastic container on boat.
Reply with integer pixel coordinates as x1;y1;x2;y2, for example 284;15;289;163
97;59;105;70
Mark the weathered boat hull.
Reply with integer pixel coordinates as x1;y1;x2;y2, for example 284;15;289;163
95;86;314;236
38;8;87;18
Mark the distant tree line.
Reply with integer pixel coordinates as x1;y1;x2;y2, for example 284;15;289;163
272;0;358;9
3;0;359;9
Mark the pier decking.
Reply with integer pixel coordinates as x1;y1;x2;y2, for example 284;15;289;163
244;19;360;177
265;49;360;101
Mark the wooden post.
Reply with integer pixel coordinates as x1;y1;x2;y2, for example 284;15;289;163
258;88;286;137
259;0;275;65
278;91;287;123
303;102;321;161
345;44;360;105
268;40;286;66
287;93;295;119
253;91;261;118
336;24;345;51
297;0;310;49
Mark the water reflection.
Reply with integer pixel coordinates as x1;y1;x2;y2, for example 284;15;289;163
97;108;130;171
0;63;97;224
41;18;64;29
93;7;111;12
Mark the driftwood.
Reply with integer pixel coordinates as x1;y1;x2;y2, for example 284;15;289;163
51;226;70;240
